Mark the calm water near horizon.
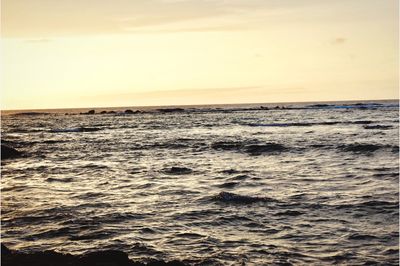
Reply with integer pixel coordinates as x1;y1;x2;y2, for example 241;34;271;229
1;99;398;115
1;100;399;265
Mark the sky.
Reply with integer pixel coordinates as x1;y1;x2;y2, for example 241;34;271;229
1;0;399;110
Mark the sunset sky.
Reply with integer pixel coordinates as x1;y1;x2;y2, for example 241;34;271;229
1;0;398;110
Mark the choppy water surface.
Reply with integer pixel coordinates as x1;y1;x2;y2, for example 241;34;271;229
1;101;399;265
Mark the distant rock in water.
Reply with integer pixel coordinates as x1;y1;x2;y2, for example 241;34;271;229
125;110;142;114
13;112;50;116
163;167;193;175
307;104;334;108
214;191;276;204
1;244;11;255
80;110;96;115
1;244;186;266
1;145;22;160
100;111;108;114
157;108;185;113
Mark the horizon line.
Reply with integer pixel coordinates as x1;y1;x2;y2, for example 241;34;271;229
1;98;398;112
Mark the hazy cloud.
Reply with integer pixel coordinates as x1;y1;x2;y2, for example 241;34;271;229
24;38;52;43
331;37;347;45
1;0;333;37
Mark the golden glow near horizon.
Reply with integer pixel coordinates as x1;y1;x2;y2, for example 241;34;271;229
1;0;399;109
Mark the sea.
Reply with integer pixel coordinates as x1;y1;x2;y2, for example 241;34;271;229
1;100;399;265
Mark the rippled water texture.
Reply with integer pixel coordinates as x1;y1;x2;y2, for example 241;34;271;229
1;101;399;265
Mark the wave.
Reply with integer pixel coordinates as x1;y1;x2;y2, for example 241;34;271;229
363;125;393;130
211;141;286;155
243;122;314;127
208;140;397;155
46;177;74;183
240;120;384;127
228;174;251;181
211;141;243;151
50;127;102;133
306;102;399;109
175;232;205;239
244;143;286;155
220;169;245;175
275;210;303;216
217;181;239;188
347;233;379;240
152;142;190;149
163;167;193;175
213;191;277;204
69;230;116;241
241;121;343;127
348;120;373;124
339;143;385;153
334;200;399;210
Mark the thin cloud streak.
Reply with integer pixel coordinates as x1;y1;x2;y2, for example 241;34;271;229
24;38;52;43
1;0;337;37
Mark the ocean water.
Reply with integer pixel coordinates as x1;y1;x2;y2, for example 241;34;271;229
1;100;399;265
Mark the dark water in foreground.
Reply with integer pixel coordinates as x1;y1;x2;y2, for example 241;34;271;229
1;100;399;265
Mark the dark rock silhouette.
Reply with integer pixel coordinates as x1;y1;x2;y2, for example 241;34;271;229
157;108;185;113
1;244;11;255
124;110;142;114
13;112;50;116
1;145;22;159
100;111;108;114
1;244;186;266
87;110;96;115
307;104;333;108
